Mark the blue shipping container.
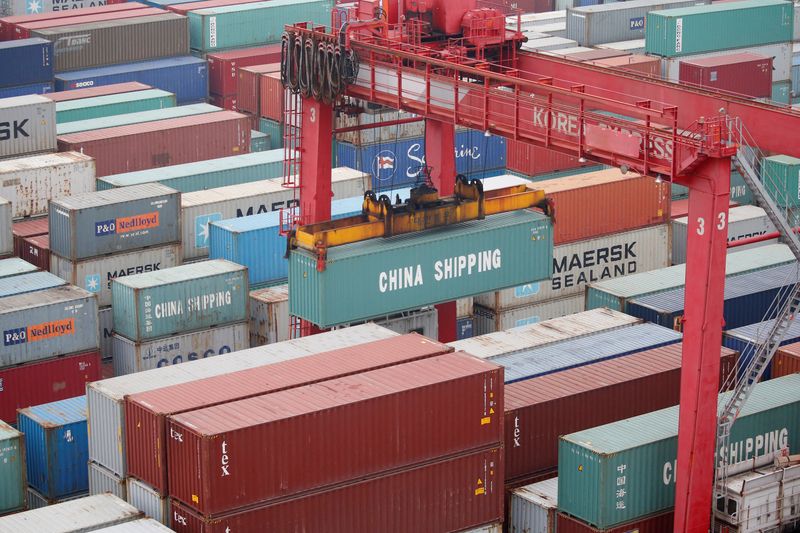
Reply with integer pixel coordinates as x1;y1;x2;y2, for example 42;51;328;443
16;396;88;500
0;82;53;99
337;130;507;190
0;38;53;89
722;318;800;380
0;271;65;298
456;317;474;340
54;56;208;105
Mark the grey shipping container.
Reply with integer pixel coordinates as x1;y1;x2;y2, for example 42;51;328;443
126;479;169;526
0;493;142;532
49;183;181;261
25;488;87;510
566;0;710;46
32;14;189;73
100;306;113;361
0;95;56;159
0;285;98;366
94;518;174;532
510;478;559;533
0;257;38;279
88;461;127;500
0;196;10;256
50;243;182;307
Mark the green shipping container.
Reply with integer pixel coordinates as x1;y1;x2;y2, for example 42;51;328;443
289;210;553;328
250;130;270;152
96;150;284;193
188;0;332;52
55;89;176;124
585;243;795;311
645;0;793;57
57;104;220;136
763;154;800;207
671;170;753;204
557;374;800;529
769;80;793;105
0;421;26;515
258;118;283;150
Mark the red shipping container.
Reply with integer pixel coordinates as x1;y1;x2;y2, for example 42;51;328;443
170;446;503;533
168;0;267;15
535;168;669;244
557;511;674;533
19;234;50;271
590;54;662;77
207;44;282;97
56;111;251;177
506;140;594;177
44;82;151;103
679;53;772;98
126;334;451;495
167;352;503;515
209;94;237;111
258;71;284;121
12;217;47;258
13;7;164;39
0;351;100;423
503;344;737;485
0;2;149;40
773;342;800;378
236;63;280;116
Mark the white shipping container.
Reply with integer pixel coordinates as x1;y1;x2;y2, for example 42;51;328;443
87;323;398;477
25;488;87;510
508;11;567;29
126;478;169;526
672;205;776;264
0;196;10;256
521;37;579;52
0;493;141;532
475;224;670;311
535;22;567;38
0;95;56;160
663;43;792;82
249;284;289;347
510;478;559;533
0;152;95;218
597;39;647;54
180;167;370;260
88;462;127;500
95;518;175;532
456;297;473;318
99;306;113;362
112;321;249;376
50;243;181;307
474;295;585;335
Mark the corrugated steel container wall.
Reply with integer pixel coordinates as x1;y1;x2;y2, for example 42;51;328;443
0;285;98;366
769;79;792;104
17;396;88;499
0;0;144;24
0;152;96;218
44;81;152;103
597;39;647;53
556;511;675;533
167;353;502;515
169;447;503;532
88;324;397;479
50;243;182;307
97;518;175;531
457;316;474;340
57;103;220;136
25;488;86;510
55;89;176;124
662;42;792;82
773;341;800;378
127;478;169;526
100;306;113;361
13;7;165;40
506;140;593;177
374;307;438;338
0;422;26;515
591;54;661;76
111;260;248;342
763;155;800;208
334;109;427;146
0;257;38;279
88;461;127;500
566;0;709;46
125;333;448;495
474;295;585;335
0;270;65;298
249;131;269;152
97;150;282;192
290;211;553;328
475;224;669;311
112;322;249;376
187;0;332;52
57;111;250;178
0;350;99;424
0;197;11;256
462;523;502;533
235;63;279;115
248;284;288;346
0;95;56;160
54;56;209;105
259;72;284;121
557;374;800;528
721;317;800;379
49;183;181;261
645;0;793;57
0;82;53;99
20;234;50;271
0;38;53;89
510;478;559;533
585;243;795;311
207;44;282;96
0;493;142;531
678;53;773;97
504;344;737;484
32;14;189;72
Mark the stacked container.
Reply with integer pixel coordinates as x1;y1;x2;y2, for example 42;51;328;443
0;39;53;99
772;340;800;378
678;53;773;98
0;95;56;160
57;103;221;137
0;196;10;257
0;421;26;515
206;45;282;109
54;89;176;124
0;494;142;530
722;317;800;379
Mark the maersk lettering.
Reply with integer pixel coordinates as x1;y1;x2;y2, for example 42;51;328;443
235;199;298;217
551;242;637;290
154;291;233;319
107;262;160;288
0;119;29;141
378;249;502;293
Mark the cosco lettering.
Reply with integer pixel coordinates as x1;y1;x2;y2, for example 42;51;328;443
156;345;232;367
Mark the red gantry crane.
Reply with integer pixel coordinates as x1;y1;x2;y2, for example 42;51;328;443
278;1;800;530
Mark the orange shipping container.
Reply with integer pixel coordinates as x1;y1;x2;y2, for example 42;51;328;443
259;72;284;122
773;342;800;378
589;54;661;77
236;63;280;115
535;168;669;244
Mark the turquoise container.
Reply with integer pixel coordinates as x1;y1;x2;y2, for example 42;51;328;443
111;260;249;342
0;421;26;515
672;170;753;204
289;210;554;328
0;257;38;279
557;374;800;529
17;396;88;500
96;150;284;193
55;89;176;124
763;154;800;207
770;80;792;105
250;130;270;152
645;0;793;57
258;118;283;149
0;271;65;298
57;104;220;135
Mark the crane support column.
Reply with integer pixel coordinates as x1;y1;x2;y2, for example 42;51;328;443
673;157;731;533
426;119;458;343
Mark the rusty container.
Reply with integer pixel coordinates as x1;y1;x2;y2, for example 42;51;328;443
773;342;800;378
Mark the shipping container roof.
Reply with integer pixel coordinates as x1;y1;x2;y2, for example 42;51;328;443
0;37;51;50
52;182;177;209
17;395;86;426
113;258;244;289
0;271;66;297
648;0;789;17
191;0;322;15
57;103;220;135
723;316;800;343
569;0;711;13
0;494;142;532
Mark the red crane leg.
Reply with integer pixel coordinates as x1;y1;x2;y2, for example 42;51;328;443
426;119;458;343
673;158;731;533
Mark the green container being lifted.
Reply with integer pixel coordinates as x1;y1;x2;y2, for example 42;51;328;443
645;0;793;57
557;374;800;529
55;89;176;124
763;155;800;207
0;421;26;515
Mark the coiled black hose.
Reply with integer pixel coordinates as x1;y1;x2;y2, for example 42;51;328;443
280;30;358;100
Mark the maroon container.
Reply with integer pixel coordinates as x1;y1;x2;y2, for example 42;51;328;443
167;352;503;515
45;82;151;102
557;511;674;533
57;111;251;177
207;44;282;97
12;217;48;258
19;234;50;271
170;446;504;533
258;71;284;121
773;341;800;378
0;2;149;40
506;140;592;177
209;94;237;111
13;7;163;39
167;0;266;15
126;334;451;495
589;54;662;77
679;53;772;98
0;350;100;423
235;63;280;115
503;344;737;485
